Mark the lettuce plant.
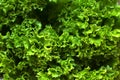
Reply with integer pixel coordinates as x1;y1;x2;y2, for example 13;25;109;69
0;0;120;80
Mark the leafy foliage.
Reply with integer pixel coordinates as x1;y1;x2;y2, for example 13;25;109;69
0;0;120;80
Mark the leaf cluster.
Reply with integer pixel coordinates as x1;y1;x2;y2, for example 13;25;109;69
0;0;120;80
